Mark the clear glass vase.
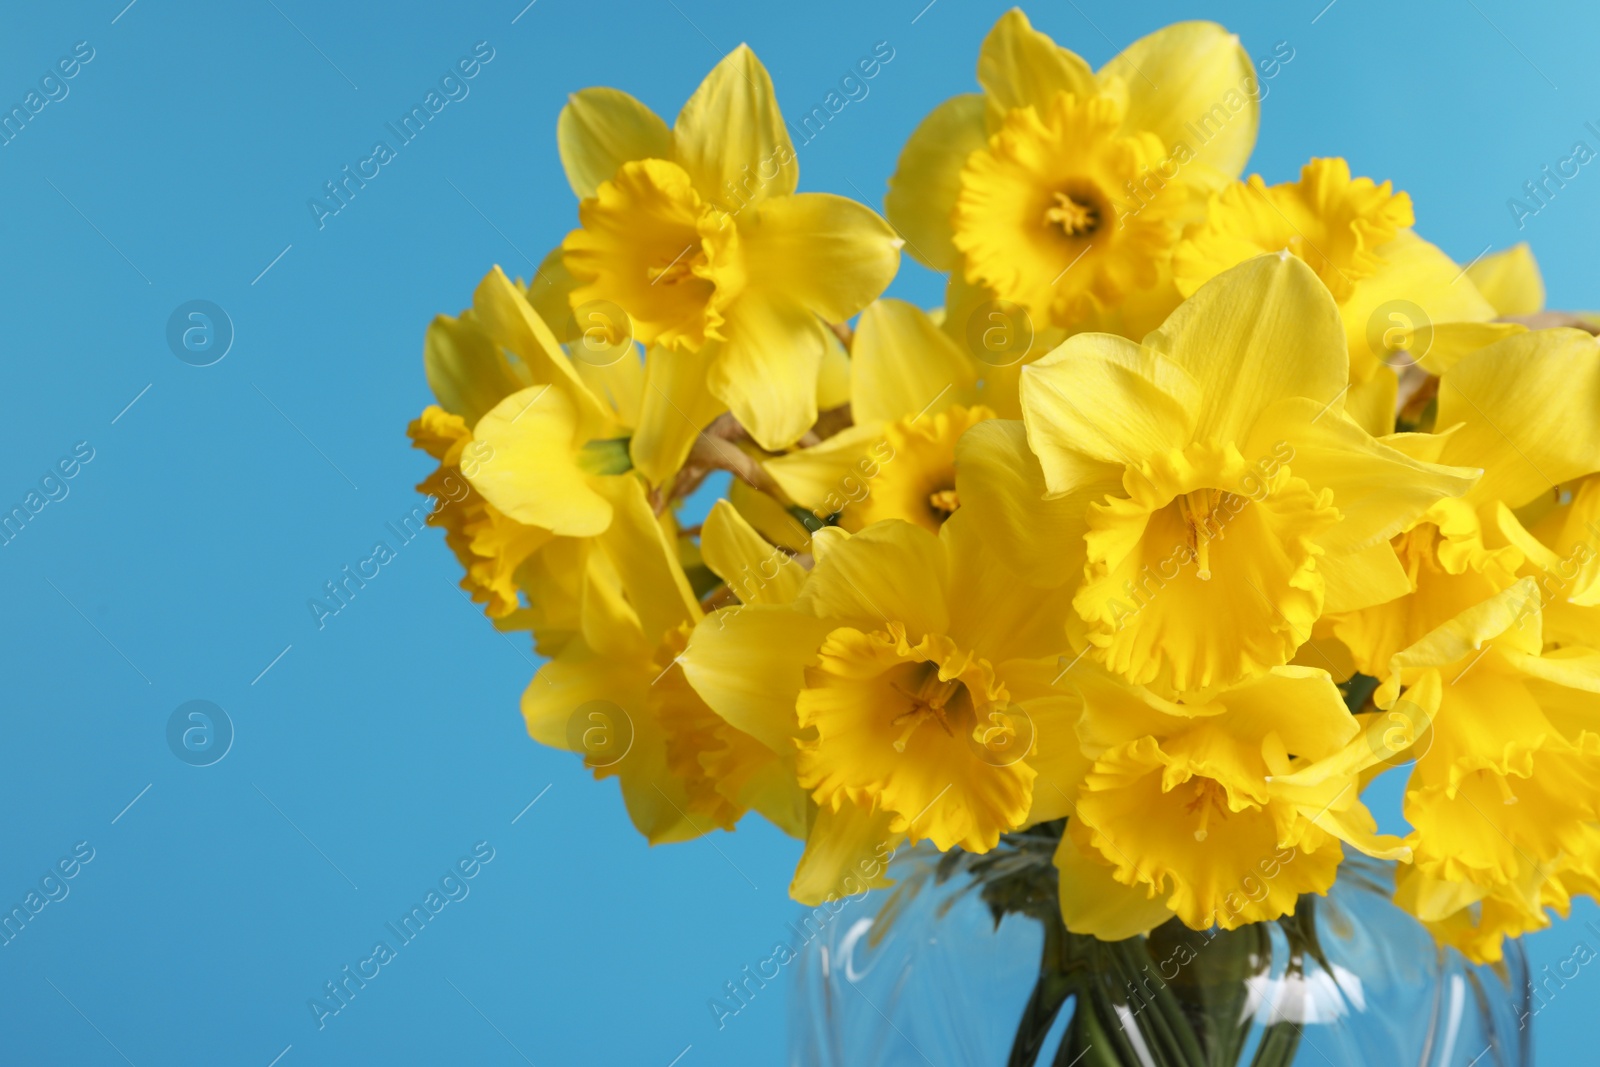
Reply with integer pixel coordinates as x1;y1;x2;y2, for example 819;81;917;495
791;835;1531;1066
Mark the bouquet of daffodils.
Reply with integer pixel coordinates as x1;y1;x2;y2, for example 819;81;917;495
409;8;1600;1054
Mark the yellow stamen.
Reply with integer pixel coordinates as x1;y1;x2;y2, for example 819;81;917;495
1178;489;1231;581
1045;191;1100;237
1495;775;1519;806
928;488;960;516
889;667;963;751
647;243;705;286
1185;778;1228;842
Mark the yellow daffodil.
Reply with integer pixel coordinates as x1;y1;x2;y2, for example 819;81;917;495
557;46;901;454
1362;582;1600;960
1329;327;1600;676
522;478;804;843
411;265;644;650
682;515;1082;902
407;407;548;623
764;299;996;533
1173;158;1516;433
1056;663;1405;935
888;9;1258;338
1396;825;1600;964
964;253;1477;693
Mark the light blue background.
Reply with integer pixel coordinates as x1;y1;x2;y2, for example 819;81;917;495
1;0;1596;1064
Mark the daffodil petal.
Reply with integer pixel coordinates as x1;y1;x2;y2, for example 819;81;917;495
741;193;901;324
557;86;673;199
954;418;1120;588
1340;230;1497;376
730;479;814;553
705;296;825;452
817;325;852;411
1390;578;1543;677
1320;540;1412;614
468;385;613;536
1021;332;1200;470
522;641;700;844
682;605;837;754
1245;397;1480;552
1148;253;1347;445
1395;865;1490;924
573;351;646;432
1438;328;1600;508
943;510;1076;661
852;299;979;427
1098;21;1257;193
799;520;949;638
525;245;580;341
424;311;530;426
672;44;796;207
976;9;1095;124
1055;826;1177;940
630;343;728;487
1466;242;1545;316
473;266;614;433
765;423;885;513
701;499;806;606
885;93;988;271
591;474;699;641
1414;322;1528;378
789;800;902;906
1304;803;1412;862
1343;368;1397;437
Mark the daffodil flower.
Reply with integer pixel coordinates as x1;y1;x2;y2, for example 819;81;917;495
1358;582;1600;961
764;299;996;533
1055;663;1405;936
411;265;639;649
682;516;1082;903
521;480;805;843
1395;826;1600;964
1328;325;1600;675
557;46;901;455
1174;158;1517;432
887;9;1259;338
964;253;1478;693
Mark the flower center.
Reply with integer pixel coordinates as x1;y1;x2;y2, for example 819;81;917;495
838;404;993;535
1182;777;1231;842
950;92;1174;329
889;661;973;752
1045;186;1102;238
562;158;726;350
1076;443;1338;691
647;241;709;287
1174;488;1246;582
928;487;960;518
